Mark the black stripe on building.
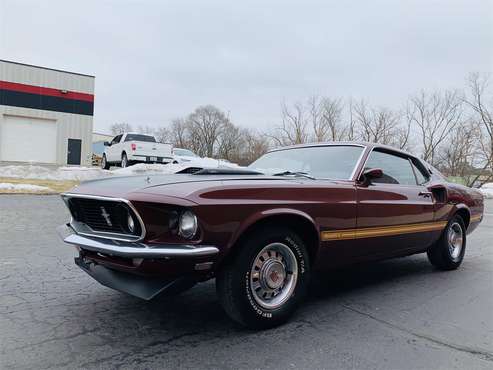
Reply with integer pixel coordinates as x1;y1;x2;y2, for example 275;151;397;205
0;89;94;116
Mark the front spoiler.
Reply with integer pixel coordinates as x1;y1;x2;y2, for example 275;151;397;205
57;223;220;259
75;256;195;300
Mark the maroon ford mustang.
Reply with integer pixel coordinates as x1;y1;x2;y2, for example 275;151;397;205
58;142;484;328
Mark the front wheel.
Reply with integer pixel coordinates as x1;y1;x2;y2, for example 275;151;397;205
216;227;310;329
101;154;110;170
427;215;466;270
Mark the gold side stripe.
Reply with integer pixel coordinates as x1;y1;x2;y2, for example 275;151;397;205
321;221;448;241
470;214;482;222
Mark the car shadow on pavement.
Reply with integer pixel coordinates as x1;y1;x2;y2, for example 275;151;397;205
84;253;435;334
54;253;447;368
308;254;435;301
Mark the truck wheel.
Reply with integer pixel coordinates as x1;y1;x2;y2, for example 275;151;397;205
427;215;466;270
216;227;310;329
101;154;110;170
121;153;129;168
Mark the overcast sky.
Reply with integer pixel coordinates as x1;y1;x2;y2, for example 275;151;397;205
1;0;492;133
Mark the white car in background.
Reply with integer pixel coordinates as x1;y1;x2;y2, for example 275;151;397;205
102;133;173;169
172;148;200;163
172;148;231;168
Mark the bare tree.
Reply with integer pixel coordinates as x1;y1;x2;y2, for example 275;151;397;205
154;127;170;143
407;90;463;165
438;121;479;185
137;125;156;135
187;105;229;157
308;96;345;141
352;100;408;148
110;122;133;135
169;118;189;148
463;73;493;186
466;73;493;139
271;101;309;146
346;98;357;141
217;122;243;161
242;129;270;165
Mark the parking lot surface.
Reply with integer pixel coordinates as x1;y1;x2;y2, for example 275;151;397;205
1;195;492;369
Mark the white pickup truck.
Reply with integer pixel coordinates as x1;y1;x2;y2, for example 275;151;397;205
101;133;173;169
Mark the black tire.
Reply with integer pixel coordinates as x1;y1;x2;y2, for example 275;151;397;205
101;154;110;170
121;153;129;168
427;215;466;270
216;226;310;329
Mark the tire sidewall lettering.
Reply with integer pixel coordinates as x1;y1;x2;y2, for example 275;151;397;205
244;233;307;318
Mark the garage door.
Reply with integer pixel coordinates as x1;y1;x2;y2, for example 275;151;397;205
0;116;57;164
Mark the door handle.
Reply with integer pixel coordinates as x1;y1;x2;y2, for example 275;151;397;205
419;191;433;198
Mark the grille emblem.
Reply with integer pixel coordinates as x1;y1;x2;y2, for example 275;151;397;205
100;206;112;227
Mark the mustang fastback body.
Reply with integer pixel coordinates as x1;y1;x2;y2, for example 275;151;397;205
58;142;483;328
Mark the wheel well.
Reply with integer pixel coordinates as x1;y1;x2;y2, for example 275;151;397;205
231;214;320;265
122;151;127;158
455;208;470;229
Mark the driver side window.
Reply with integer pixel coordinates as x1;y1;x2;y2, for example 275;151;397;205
365;150;417;185
111;135;122;145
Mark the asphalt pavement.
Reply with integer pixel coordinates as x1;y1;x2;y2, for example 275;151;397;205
1;195;492;369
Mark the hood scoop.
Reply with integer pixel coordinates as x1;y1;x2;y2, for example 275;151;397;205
192;168;263;176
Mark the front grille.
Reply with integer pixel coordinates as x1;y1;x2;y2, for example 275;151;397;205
65;196;143;240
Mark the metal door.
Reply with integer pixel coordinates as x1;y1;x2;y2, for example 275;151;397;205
67;139;82;165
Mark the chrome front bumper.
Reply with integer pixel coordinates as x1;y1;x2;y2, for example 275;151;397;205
57;223;220;259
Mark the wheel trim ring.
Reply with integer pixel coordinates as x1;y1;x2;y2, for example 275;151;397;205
249;242;299;310
448;222;463;260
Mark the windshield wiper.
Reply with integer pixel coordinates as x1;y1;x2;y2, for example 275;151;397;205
273;171;316;180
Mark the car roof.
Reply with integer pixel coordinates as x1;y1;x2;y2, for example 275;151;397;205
123;132;155;136
268;141;419;161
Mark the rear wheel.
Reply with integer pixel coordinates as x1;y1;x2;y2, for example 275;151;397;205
101;154;110;170
121;153;129;168
427;215;466;270
216;227;310;329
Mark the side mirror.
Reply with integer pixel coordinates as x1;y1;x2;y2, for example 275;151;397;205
104;141;111;146
360;168;383;185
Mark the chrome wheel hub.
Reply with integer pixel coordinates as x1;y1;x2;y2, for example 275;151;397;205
250;242;298;309
448;222;463;260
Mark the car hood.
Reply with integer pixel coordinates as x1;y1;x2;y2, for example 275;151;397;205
66;173;305;200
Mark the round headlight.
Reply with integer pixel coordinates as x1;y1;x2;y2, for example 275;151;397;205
179;211;198;239
127;214;135;233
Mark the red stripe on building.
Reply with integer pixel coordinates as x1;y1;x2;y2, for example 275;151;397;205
0;80;94;102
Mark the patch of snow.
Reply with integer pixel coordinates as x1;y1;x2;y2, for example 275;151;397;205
0;183;53;192
0;165;111;181
0;159;240;182
479;183;493;199
111;163;187;176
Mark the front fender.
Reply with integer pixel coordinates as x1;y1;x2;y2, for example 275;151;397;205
227;207;318;249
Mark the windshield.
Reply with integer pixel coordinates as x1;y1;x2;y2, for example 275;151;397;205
248;145;364;180
125;134;156;143
174;148;198;157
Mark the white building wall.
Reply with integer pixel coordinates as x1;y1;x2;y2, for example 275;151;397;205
0;60;95;166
